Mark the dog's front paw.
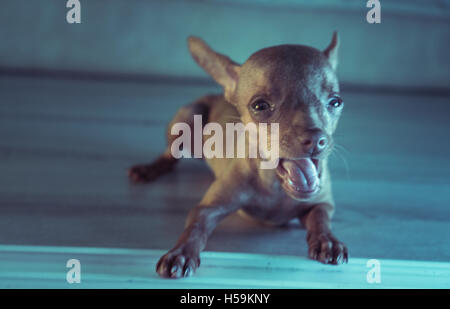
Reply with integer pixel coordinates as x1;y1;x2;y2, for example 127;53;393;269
156;247;201;279
307;232;348;265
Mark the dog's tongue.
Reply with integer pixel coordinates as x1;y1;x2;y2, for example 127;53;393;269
281;159;319;192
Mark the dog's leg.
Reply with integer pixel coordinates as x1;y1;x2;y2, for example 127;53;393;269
156;178;242;278
129;101;210;183
128;150;177;183
300;203;348;264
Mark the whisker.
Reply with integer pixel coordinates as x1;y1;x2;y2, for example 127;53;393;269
331;144;350;179
334;143;351;155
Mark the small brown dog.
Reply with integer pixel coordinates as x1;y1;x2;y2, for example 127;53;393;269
129;32;348;278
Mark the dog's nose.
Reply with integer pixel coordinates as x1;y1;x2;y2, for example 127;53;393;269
302;129;328;154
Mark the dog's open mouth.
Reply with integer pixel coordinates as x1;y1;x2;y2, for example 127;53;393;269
276;158;321;199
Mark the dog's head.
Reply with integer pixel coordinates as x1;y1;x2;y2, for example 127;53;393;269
188;33;343;200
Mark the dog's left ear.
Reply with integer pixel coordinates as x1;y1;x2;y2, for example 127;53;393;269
188;36;241;103
323;32;339;71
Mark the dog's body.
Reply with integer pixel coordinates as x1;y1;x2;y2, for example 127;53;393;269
129;33;348;278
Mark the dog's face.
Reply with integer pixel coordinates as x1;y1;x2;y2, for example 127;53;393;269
236;44;342;200
188;33;342;200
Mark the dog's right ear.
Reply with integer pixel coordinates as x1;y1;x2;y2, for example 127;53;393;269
188;36;241;103
323;32;339;71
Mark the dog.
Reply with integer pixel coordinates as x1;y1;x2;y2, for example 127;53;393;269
129;32;348;278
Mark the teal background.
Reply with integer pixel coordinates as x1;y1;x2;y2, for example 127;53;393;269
0;0;449;89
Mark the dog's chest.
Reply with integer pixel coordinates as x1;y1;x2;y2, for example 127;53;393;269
240;181;307;225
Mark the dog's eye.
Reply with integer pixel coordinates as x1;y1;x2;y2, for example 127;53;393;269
251;100;271;111
328;96;343;108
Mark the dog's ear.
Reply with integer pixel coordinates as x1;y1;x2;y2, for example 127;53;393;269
323;32;339;71
188;36;241;103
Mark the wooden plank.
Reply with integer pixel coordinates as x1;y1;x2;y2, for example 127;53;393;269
0;245;449;289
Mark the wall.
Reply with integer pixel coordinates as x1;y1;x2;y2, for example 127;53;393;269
0;0;449;89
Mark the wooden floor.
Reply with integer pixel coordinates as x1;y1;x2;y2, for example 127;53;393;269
0;75;449;288
1;245;449;289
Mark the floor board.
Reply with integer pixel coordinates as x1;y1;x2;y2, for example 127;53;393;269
1;245;449;289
